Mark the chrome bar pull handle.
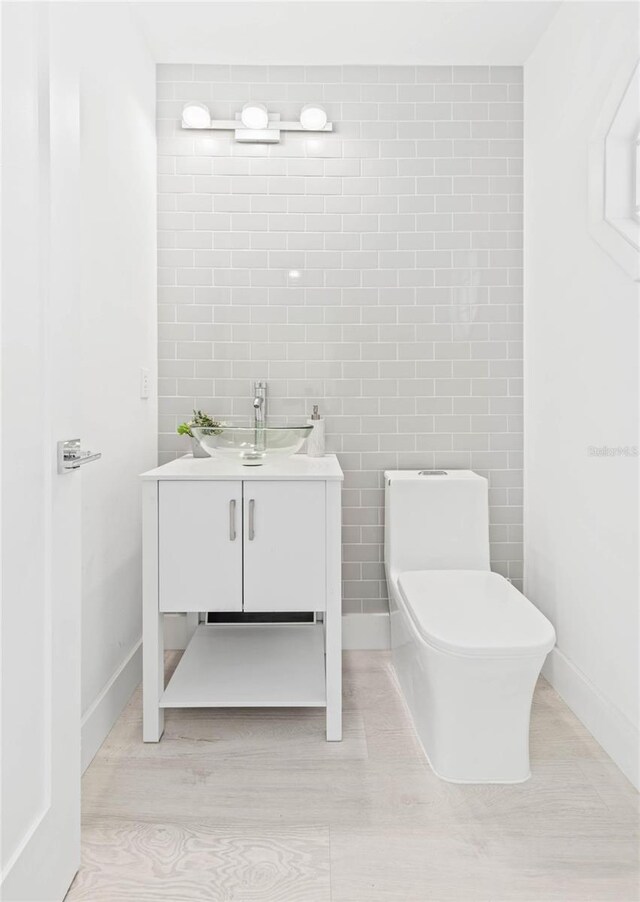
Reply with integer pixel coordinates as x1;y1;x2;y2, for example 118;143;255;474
229;499;237;541
248;499;255;541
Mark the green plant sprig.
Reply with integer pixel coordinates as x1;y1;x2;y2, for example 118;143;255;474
177;409;222;438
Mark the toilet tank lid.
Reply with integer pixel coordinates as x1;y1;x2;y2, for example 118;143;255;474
385;469;485;482
397;570;556;658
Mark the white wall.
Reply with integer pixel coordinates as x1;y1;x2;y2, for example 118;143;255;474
76;4;157;769
524;2;639;788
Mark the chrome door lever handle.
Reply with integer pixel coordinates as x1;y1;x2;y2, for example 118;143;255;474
57;439;102;474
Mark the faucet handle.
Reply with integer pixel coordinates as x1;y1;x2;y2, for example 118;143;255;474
254;379;267;390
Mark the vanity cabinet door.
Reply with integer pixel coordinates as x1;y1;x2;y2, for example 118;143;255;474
159;480;242;612
243;480;326;612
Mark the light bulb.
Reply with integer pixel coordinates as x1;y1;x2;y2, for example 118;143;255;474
182;102;211;129
300;104;327;131
240;102;269;130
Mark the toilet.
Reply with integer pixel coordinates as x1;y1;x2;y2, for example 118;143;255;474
384;469;555;784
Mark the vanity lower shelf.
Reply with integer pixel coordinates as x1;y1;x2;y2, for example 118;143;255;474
160;623;327;709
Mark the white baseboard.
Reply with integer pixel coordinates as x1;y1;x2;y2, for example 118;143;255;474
81;640;142;773
342;612;390;650
164;612;391;651
543;647;639;790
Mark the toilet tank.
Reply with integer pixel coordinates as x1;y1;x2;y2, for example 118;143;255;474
384;470;490;574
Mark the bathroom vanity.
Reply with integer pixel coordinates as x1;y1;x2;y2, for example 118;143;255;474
141;453;343;742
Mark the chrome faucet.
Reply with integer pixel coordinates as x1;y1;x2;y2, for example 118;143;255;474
253;380;267;427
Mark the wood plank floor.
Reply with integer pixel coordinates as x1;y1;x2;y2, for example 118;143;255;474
67;651;639;901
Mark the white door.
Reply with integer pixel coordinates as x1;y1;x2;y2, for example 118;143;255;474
1;5;86;900
159;481;243;612
243;481;326;612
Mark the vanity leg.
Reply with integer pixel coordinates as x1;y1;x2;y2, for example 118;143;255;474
143;613;165;742
142;481;164;742
326;608;342;741
325;481;342;741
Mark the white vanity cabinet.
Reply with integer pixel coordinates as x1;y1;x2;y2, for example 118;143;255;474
159;480;243;612
159;478;326;614
141;454;343;743
243;480;326;612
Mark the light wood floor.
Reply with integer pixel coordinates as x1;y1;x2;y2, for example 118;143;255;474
67;651;639;902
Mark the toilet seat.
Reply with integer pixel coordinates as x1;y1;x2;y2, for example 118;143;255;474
397;570;556;658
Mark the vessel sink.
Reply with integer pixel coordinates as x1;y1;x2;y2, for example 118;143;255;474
192;420;312;466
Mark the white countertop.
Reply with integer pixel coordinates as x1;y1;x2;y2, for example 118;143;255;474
141;453;343;482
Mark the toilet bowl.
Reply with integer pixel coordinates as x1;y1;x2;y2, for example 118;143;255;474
384;470;555;784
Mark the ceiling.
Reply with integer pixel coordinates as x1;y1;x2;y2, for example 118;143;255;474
130;1;562;65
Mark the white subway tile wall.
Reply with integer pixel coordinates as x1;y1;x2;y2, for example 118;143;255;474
157;65;524;609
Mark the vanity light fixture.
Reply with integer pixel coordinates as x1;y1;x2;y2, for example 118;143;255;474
300;104;328;131
240;102;269;130
181;101;211;129
181;102;332;144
